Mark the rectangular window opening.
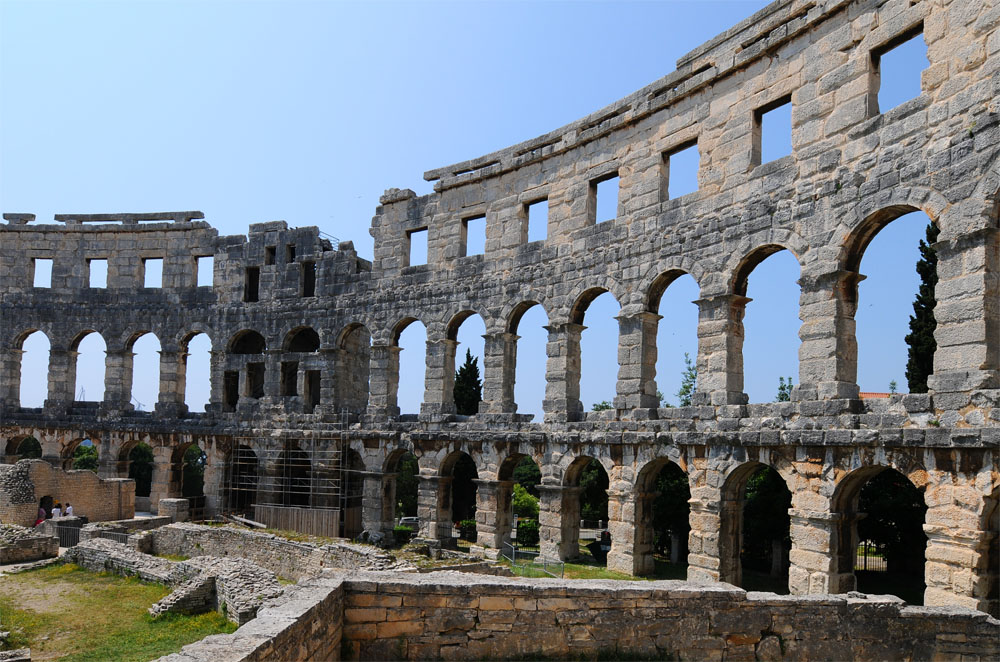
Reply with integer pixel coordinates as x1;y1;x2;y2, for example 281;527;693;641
265;246;276;265
305;370;321;412
286;244;296;263
526;199;548;243
408;228;428;266
302;261;316;297
280;361;299;396
223;371;240;411
244;266;260;302
462;215;486;256
871;27;927;115
33;258;53;288
753;96;793;166
662;141;700;201
88;259;108;289
196;256;213;287
143;258;163;288
592;173;620;224
247;363;265;399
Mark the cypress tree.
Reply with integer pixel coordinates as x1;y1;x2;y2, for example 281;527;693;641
904;222;939;393
453;349;482;415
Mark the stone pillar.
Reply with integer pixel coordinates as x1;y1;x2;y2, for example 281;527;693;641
417;475;453;541
155;343;189;416
474;479;513;549
686;498;722;583
96;437;116;479
607;489;655;575
366;344;401;420
787;508;842;595
102;348;134;410
202;449;224;517
538;485;581;561
421;338;458;417
0;344;22;410
614;311;661;410
927;228;1000;405
206;350;227;413
262;349;282;401
543;323;585;422
148;445;174;511
796;269;862;400
479;332;518;414
44;347;77;411
694;295;749;405
361;471;397;537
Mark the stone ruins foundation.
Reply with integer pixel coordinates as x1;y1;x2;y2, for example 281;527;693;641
2;0;999;635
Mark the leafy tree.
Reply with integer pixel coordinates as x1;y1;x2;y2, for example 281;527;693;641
451;454;478;522
676;352;697;406
651;463;690;555
741;466;791;573
181;445;206;497
72;443;98;471
511;456;541;497
395;453;419;517
858;469;927;575
775;376;793;402
905;222;939;394
128;443;154;497
17;436;42;459
591;400;613;411
453;349;482;415
579;459;609;523
889;380;898;394
512;483;539;518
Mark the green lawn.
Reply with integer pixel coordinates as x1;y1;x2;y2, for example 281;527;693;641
0;563;236;662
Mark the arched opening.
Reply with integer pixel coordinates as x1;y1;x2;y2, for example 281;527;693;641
498;454;542;549
119;442;153;499
510;302;548;421
720;462;791;593
227;330;267;407
276;443;311;507
284;327;320;353
6;436;42;461
65;438;98;472
336;324;371;415
388;449;419;522
129;332;160;412
566;457;609;565
441;451;478;544
447;311;485;415
850;210;937;394
832;466;927;604
980;486;999;617
394;318;427;416
183;332;212;413
572;289;621;412
736;248;801;404
649;272;700;406
180;444;206;498
18;330;49;408
634;458;690;577
223;444;259;517
229;330;266;354
73;331;107;402
340;449;365;539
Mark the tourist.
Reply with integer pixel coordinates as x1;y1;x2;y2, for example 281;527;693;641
34;504;45;527
52;503;62;518
65;502;74;517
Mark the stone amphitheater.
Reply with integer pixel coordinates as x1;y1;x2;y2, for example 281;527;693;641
2;0;999;658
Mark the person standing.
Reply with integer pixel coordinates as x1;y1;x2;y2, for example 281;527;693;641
34;504;45;527
52;503;62;517
64;503;74;517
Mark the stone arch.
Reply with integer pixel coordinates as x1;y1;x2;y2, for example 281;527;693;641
731;242;804;298
15;329;50;408
117;440;154;500
623;456;691;575
71;330;107;402
228;330;266;354
390;316;422;346
126;330;161;411
4;435;41;461
222;444;259;516
180;330;213;413
840;204;937;275
274;442;311;507
978;485;999;617
505;300;549;335
550;455;610;563
391;316;428;416
283;326;321;352
569;285;621;326
335;322;372;415
340;448;365;538
61;436;99;472
171;440;207;501
645;268;700;313
438;449;479;541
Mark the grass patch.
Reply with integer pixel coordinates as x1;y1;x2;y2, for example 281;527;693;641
0;563;236;661
156;553;190;562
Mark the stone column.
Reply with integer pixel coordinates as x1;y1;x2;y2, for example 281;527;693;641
417;475;453;541
206;349;227;413
421;338;458;417
0;344;22;410
543;323;585;422
155;342;189;417
96;436;116;479
262;349;282;401
686;498;723;583
614;311;661;410
366;344;401;420
202;448;224;517
607;489;655;576
927;228;1000;406
538;485;581;561
479;332;518;414
102;348;134;410
796;269;862;400
44;347;77;411
474;479;513;549
787;508;842;595
148;445;174;511
361;471;397;537
694;295;749;405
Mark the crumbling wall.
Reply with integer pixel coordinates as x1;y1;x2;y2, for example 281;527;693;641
0;459;134;526
0;524;58;564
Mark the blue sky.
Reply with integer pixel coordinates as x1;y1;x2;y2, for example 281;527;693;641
3;1;932;419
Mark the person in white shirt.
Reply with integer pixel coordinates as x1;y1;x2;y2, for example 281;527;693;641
52;504;62;517
65;503;74;517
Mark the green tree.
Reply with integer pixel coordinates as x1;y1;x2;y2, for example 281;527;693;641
775;376;793;402
579;459;609;522
453;349;483;415
741;466;792;573
905;222;939;394
511;456;541;497
591;400;613;411
889;380;898;394
181;445;206;497
72;443;98;471
858;469;927;575
512;483;539;518
451;454;478;522
395;453;418;517
651;463;690;555
676;352;697;406
128;443;154;498
17;436;42;459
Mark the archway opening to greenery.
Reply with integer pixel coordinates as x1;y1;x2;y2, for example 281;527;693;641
566;457;609;566
641;460;690;578
9;436;42;460
444;452;478;542
70;439;99;472
740;465;792;593
126;443;153;498
181;444;206;498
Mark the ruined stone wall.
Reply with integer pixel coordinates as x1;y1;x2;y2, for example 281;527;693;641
0;525;58;564
0;459;134;526
0;0;998;616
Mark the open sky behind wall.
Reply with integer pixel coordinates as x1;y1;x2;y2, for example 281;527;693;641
3;0;931;417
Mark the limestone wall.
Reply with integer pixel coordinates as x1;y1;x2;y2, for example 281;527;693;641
0;459;134;527
0;525;58;564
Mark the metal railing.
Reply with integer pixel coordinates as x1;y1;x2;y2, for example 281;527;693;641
97;530;129;545
856;540;888;572
54;525;81;548
501;541;564;578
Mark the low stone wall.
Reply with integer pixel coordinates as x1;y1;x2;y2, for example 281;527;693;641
0;524;58;564
150;523;407;581
0;459;134;526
